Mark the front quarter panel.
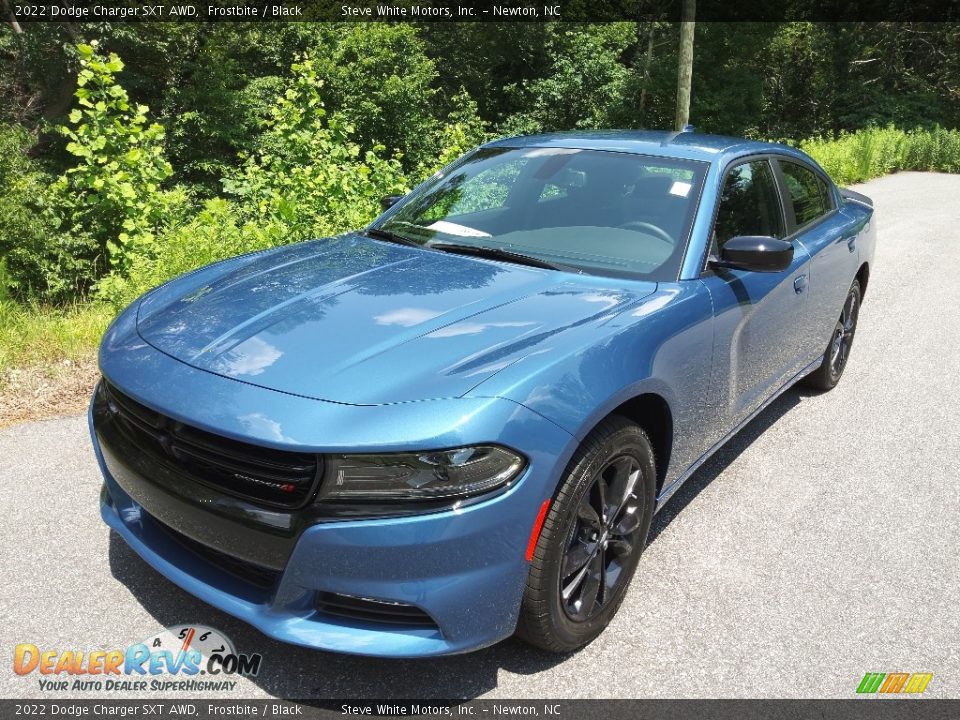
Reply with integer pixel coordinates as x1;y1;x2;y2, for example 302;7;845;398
467;281;716;489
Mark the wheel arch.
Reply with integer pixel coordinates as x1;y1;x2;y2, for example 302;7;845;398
578;392;674;494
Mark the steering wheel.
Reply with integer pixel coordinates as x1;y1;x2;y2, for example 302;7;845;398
618;221;674;246
620;220;674;247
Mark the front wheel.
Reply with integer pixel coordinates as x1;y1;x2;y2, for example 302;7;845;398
803;279;862;391
516;416;656;653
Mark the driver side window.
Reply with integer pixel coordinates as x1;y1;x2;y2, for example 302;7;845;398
713;160;785;250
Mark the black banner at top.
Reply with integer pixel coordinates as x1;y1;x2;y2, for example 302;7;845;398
6;0;960;22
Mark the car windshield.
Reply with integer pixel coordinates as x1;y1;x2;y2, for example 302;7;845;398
373;146;708;280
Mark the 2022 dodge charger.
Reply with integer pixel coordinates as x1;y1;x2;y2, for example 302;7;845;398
91;130;875;656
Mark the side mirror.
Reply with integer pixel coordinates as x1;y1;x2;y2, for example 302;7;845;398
381;195;403;211
712;236;793;273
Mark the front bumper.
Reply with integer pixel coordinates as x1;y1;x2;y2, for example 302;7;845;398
98;471;525;657
90;365;575;657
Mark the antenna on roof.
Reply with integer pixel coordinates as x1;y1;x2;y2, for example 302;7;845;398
682;124;695;133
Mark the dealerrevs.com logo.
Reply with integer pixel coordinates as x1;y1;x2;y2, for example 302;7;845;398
14;625;262;693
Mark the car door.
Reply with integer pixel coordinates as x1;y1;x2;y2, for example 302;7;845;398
773;158;861;365
700;157;812;430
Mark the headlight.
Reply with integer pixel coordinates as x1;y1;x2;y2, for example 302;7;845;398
320;446;525;502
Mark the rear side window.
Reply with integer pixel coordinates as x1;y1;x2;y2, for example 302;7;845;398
713;160;784;249
779;161;831;228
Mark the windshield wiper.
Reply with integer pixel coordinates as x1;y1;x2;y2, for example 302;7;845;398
429;242;562;271
362;227;420;247
367;230;565;272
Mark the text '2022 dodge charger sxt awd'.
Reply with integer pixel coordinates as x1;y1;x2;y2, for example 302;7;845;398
91;130;875;656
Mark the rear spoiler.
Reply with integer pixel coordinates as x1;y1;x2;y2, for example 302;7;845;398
840;187;873;207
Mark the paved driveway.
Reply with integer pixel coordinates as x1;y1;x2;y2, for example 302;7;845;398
2;172;958;699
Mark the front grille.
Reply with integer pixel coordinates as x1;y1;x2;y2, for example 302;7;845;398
315;592;438;629
102;381;321;509
153;514;281;589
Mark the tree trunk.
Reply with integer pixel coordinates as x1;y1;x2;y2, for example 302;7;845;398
674;0;696;131
639;21;657;121
3;0;23;33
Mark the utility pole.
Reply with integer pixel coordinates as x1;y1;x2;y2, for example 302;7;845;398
674;0;695;131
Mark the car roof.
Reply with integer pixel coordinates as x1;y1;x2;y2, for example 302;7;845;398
482;130;810;166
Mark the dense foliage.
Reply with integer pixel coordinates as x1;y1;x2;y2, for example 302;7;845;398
0;21;959;326
800;125;960;184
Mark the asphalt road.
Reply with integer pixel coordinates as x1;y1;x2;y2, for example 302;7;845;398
2;172;959;700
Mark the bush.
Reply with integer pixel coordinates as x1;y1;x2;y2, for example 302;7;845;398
97;198;285;309
0;124;60;301
801;125;960;184
223;54;408;241
4;42;484;311
415;89;488;177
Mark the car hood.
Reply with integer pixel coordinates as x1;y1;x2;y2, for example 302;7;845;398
136;235;656;405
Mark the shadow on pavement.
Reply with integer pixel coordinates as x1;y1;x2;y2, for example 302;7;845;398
647;386;809;545
108;386;811;700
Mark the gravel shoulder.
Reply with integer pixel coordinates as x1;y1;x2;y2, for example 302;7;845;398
0;356;99;428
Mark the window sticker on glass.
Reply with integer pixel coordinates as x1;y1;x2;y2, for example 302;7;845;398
426;220;491;238
669;181;692;197
521;147;582;158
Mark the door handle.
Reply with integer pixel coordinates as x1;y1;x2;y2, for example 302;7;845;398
794;275;808;294
846;235;857;253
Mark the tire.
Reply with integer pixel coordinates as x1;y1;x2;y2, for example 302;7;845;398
516;415;656;653
803;279;862;391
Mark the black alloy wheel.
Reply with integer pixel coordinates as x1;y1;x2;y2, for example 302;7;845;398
560;454;645;622
803;278;862;391
829;288;860;379
516;416;656;653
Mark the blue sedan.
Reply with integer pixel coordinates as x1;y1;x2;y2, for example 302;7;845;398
91;130;875;656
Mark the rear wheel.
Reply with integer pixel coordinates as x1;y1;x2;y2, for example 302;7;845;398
516;416;656;653
803;279;861;391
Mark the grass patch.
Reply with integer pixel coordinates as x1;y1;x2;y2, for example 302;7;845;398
800;125;960;185
0;300;114;372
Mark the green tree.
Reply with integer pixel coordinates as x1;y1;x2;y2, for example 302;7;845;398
53;42;173;280
307;24;446;171
422;23;555;130
502;24;636;134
